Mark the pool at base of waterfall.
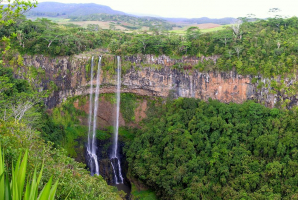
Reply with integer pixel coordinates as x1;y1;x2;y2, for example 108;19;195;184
113;183;131;199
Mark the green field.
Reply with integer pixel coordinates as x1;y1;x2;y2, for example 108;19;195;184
27;17;70;23
170;25;230;35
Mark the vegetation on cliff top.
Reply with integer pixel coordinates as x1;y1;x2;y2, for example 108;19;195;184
1;12;298;78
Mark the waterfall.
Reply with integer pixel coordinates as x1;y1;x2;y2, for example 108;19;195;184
110;56;124;184
190;75;194;98
87;56;101;176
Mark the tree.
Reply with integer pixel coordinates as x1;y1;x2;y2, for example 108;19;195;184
108;39;120;54
186;26;200;41
213;29;233;47
234;45;243;58
137;34;151;54
41;29;63;48
0;0;37;63
231;19;242;39
226;49;234;59
87;24;100;32
0;0;37;27
268;8;283;28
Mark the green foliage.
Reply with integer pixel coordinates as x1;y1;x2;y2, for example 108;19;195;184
0;120;120;200
119;127;135;141
0;0;37;27
120;93;138;123
51;98;87;157
101;93;139;123
0;0;38;64
0;147;58;200
3;13;298;78
0;66;120;199
186;26;201;41
96;129;111;140
126;98;298;199
70;13;175;31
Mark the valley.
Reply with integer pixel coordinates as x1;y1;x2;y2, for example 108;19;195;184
1;1;298;200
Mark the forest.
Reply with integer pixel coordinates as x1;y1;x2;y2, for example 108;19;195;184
126;98;298;199
69;13;175;31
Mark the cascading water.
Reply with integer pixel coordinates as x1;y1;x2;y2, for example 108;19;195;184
87;56;102;176
110;56;124;184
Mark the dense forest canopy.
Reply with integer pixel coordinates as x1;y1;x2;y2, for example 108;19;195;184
126;98;298;199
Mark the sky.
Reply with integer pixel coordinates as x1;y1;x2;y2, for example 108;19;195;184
37;0;298;19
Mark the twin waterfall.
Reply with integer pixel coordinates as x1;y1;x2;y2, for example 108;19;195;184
86;56;123;184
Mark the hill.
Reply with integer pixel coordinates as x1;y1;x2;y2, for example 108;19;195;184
25;2;236;26
25;2;125;17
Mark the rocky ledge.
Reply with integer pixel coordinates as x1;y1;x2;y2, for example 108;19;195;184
15;54;297;109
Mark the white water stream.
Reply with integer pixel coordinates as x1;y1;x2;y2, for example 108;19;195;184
87;56;101;175
110;56;124;184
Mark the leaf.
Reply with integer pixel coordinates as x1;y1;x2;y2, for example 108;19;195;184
0;147;4;200
17;150;28;199
49;180;58;200
37;176;53;200
4;173;12;200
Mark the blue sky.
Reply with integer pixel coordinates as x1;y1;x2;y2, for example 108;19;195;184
37;0;298;18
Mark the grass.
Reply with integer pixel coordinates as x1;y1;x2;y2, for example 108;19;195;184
200;25;230;33
170;25;231;35
169;29;186;35
28;17;70;23
58;20;141;32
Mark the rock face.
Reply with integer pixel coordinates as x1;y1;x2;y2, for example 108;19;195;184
19;54;293;109
73;96;126;128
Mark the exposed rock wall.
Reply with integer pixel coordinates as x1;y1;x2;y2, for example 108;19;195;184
18;54;292;109
73;96;126;128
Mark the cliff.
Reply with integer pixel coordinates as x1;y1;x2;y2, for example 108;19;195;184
18;54;296;109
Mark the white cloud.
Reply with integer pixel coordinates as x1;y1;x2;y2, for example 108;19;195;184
37;0;298;18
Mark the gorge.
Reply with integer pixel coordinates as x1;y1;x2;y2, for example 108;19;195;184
7;50;298;200
15;52;298;197
4;2;298;198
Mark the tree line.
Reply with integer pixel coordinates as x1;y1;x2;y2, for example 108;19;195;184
2;15;298;78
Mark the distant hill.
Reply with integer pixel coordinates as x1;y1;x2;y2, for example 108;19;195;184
25;2;236;26
26;2;125;17
166;17;236;25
